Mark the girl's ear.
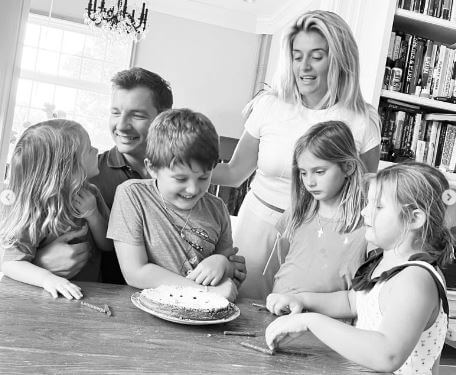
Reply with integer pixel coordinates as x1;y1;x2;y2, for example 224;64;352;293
144;158;157;179
410;208;426;230
343;161;356;177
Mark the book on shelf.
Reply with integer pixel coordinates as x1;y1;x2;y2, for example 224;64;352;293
398;0;455;20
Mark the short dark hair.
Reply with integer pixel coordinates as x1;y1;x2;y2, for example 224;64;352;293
146;108;219;172
111;67;173;112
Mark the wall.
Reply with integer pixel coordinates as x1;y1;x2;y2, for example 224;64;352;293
29;0;260;139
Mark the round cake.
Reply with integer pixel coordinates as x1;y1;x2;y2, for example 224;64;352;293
139;285;236;321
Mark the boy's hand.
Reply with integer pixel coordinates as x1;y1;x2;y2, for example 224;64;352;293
209;277;238;302
265;313;309;350
41;274;83;300
186;254;229;286
74;189;98;218
266;293;303;315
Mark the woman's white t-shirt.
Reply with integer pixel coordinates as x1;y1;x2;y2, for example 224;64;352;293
245;94;380;210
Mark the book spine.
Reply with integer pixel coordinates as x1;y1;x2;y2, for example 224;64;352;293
432;45;446;97
440;124;456;170
426;121;441;164
415;140;428;162
393;111;406;149
420;40;434;91
411;112;423;154
409;38;426;95
442;50;455;97
434;123;447;166
404;36;418;93
437;47;451;97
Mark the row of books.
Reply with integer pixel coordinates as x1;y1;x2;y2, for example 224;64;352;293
398;0;456;21
379;100;456;172
383;31;456;100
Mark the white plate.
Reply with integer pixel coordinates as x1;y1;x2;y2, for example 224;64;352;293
131;292;240;325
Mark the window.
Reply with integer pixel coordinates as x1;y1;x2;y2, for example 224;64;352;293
9;13;132;160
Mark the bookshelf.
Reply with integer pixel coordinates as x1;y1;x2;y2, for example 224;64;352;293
378;4;456;186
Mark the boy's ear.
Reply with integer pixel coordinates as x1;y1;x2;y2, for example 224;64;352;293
343;161;356;177
410;208;426;230
144;158;157;179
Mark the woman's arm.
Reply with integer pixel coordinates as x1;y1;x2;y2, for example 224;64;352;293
360;145;380;173
211;131;259;187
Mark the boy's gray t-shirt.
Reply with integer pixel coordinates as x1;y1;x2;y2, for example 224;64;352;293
107;179;232;276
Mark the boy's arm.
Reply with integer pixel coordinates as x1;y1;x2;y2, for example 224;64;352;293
114;240;237;301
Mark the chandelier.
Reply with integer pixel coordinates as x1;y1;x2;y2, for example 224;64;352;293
84;0;149;42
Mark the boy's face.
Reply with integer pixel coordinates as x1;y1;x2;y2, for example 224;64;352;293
148;161;212;211
109;86;158;159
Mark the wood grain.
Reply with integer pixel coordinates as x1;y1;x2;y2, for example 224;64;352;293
0;277;385;374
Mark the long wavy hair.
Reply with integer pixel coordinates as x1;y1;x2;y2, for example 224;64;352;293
285;120;366;239
0;120;89;253
372;162;455;268
246;10;380;131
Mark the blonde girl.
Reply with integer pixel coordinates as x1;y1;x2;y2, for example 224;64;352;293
0;120;112;299
211;10;380;299
272;120;367;294
266;162;454;374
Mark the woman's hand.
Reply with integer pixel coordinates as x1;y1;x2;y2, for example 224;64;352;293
265;313;310;350
266;293;304;315
186;254;229;286
41;274;83;300
74;189;98;218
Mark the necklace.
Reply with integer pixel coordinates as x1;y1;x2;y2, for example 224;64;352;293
158;191;193;238
316;209;340;238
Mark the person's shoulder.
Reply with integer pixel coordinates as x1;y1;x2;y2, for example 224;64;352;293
201;191;225;207
117;179;154;194
386;264;439;294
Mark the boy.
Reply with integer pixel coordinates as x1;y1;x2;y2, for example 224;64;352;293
107;109;244;301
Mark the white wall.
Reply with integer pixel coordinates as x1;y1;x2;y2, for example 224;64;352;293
30;0;260;139
134;12;260;139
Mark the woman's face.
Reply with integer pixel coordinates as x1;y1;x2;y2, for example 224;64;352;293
292;30;330;108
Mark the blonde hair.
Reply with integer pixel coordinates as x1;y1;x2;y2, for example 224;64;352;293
373;162;455;268
285;121;366;239
0;120;89;251
247;10;379;131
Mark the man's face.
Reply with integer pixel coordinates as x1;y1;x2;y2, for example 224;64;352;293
109;86;159;159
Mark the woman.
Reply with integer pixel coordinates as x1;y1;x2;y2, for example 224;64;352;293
211;10;381;299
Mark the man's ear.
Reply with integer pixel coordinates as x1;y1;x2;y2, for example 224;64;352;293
343;161;356;177
410;208;426;230
144;158;157;179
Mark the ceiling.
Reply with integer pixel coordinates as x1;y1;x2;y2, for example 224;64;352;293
147;0;313;34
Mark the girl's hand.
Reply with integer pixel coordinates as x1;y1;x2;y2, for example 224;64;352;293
265;313;309;350
74;189;98;218
42;274;83;300
266;293;304;315
186;254;229;286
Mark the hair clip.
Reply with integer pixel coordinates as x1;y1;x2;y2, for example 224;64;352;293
0;189;16;206
442;189;456;206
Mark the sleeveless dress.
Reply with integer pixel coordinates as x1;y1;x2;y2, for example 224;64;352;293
353;253;448;375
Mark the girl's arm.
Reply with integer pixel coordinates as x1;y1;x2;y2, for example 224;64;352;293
75;188;113;251
267;290;356;318
266;267;439;373
211;131;259;187
2;260;82;299
114;241;238;301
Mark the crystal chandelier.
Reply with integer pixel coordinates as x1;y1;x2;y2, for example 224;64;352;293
84;0;149;42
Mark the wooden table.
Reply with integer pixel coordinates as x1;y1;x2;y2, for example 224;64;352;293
0;277;384;374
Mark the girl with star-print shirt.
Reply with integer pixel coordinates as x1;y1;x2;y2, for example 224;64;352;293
269;121;368;295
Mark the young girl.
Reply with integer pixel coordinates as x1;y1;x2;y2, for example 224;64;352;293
270;120;367;295
0;119;112;299
265;162;454;374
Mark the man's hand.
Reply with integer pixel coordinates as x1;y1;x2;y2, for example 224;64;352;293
34;226;90;279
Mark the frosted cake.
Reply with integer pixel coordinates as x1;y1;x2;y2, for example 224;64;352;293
139;285;236;321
